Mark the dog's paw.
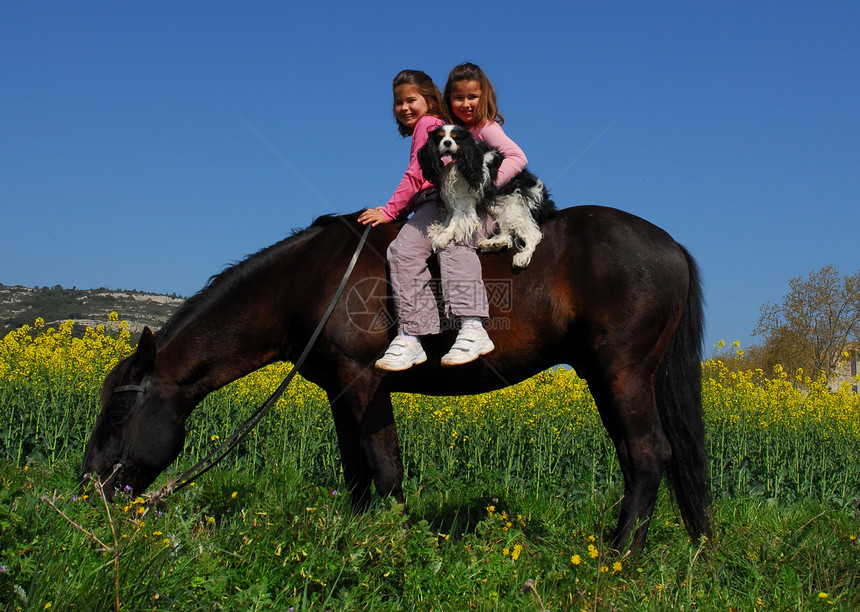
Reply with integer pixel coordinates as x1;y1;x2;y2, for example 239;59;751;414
478;236;512;252
431;233;452;251
428;224;453;250
427;223;443;243
512;251;533;268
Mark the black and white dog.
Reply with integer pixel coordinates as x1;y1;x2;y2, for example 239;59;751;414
417;124;556;268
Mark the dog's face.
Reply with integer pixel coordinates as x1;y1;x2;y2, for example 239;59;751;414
427;124;471;157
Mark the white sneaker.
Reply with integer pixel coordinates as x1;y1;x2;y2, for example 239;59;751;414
375;336;427;371
440;327;495;366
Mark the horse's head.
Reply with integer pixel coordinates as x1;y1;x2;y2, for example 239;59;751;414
82;327;186;499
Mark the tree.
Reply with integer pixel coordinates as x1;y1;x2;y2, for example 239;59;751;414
753;265;860;376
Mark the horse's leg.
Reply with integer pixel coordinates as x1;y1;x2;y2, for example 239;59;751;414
328;391;374;510
589;368;671;552
358;384;405;504
328;378;405;510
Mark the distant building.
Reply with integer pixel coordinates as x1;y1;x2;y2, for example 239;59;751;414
828;342;860;393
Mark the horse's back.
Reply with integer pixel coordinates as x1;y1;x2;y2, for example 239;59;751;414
481;205;690;324
341;205;695;395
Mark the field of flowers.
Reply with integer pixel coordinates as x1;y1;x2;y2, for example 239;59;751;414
1;319;859;610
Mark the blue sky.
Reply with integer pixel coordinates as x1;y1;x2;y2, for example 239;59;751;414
2;1;858;353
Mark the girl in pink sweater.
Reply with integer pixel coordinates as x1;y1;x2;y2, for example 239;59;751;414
369;64;528;371
444;62;528;190
358;70;446;227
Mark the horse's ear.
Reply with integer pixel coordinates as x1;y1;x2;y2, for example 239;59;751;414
133;326;157;370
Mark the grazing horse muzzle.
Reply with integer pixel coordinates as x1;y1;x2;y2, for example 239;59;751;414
84;327;194;502
82;375;150;487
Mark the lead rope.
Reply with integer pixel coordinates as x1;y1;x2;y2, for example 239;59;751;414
143;223;372;507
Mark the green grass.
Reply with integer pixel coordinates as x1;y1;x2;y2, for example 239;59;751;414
1;352;859;609
2;450;859;610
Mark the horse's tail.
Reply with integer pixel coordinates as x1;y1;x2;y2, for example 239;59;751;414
655;246;712;543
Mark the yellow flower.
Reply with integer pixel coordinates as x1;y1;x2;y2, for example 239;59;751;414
613;561;622;572
511;544;523;561
571;554;581;565
588;544;599;558
818;592;828;599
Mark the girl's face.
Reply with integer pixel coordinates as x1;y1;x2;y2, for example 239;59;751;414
393;84;429;129
449;79;482;126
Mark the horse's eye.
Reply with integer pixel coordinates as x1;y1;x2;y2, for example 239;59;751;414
108;410;127;426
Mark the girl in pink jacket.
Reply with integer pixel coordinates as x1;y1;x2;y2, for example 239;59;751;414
358;70;446;227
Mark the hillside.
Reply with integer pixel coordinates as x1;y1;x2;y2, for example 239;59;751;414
0;283;184;338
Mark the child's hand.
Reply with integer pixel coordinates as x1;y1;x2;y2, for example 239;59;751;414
358;208;388;226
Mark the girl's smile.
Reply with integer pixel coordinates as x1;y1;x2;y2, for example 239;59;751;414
449;79;482;126
393;84;429;129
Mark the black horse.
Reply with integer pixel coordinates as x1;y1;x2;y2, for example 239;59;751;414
82;206;710;552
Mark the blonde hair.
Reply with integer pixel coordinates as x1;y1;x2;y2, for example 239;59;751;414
392;70;447;137
443;62;505;127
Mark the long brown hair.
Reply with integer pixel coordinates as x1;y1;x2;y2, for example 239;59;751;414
443;62;505;128
392;70;447;136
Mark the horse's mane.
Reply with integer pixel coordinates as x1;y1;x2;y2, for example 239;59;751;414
155;212;358;344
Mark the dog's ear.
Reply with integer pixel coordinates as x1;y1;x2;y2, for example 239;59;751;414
417;136;444;186
458;138;490;193
484;149;503;186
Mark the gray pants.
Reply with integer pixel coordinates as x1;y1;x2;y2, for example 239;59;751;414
387;191;495;336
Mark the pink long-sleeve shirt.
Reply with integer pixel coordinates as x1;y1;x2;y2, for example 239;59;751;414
379;114;446;222
470;121;528;187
